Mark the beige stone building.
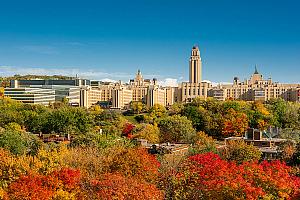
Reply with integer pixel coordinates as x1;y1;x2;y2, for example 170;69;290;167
210;66;300;102
102;46;214;108
147;85;166;107
101;70;170;109
179;46;212;102
111;87;133;109
6;46;299;108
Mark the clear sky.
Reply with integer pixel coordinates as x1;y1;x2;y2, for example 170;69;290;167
0;0;299;85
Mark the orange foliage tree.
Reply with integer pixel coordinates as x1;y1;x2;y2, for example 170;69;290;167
89;173;163;200
222;108;248;137
109;147;160;183
7;168;81;200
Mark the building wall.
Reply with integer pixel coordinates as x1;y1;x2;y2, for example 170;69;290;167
180;82;211;103
147;86;166;107
4;88;56;105
210;71;300;102
111;88;133;109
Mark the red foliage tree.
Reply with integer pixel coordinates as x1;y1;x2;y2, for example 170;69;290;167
122;123;135;138
51;168;81;191
8;173;56;200
166;152;300;199
8;168;81;200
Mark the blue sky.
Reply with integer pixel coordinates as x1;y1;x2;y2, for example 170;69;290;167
0;0;299;85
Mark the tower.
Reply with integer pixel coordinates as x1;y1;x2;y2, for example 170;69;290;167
135;69;143;85
189;46;202;83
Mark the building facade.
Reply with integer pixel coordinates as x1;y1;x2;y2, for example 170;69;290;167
210;67;300;102
4;88;56;105
179;46;212;103
4;46;299;108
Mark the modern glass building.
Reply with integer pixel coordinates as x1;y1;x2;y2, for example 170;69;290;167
4;88;56;105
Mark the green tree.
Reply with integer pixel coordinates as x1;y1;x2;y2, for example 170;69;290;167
135;124;160;143
267;98;287;128
189;131;217;155
168;102;184;115
158;115;196;143
130;101;145;114
45;107;92;134
222;140;262;164
0;129;42;156
149;104;167;118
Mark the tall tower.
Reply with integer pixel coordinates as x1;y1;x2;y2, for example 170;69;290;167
189;46;202;83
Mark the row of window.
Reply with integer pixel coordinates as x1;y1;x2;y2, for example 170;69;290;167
184;88;205;96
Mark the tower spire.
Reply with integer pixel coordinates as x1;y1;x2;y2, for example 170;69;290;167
189;46;202;83
254;65;259;74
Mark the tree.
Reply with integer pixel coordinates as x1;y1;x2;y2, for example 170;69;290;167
8;168;81;200
267;98;288;128
109;147;160;183
149;104;167;118
162;152;300;199
221;140;262;164
189;131;217;155
130;101;145;114
0;129;42;156
222;108;248;137
168;102;184;115
183;105;207;131
122;122;135;138
0;87;4;98
158;115;196;143
45;107;92;134
89;173;163;200
135;124;160;143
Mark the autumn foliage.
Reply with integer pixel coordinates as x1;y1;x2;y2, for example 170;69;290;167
222;108;248;137
122;123;135;138
109;147;160;182
7;168;81;200
90;173;163;200
164;152;300;200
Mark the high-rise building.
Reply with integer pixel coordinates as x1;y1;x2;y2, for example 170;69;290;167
189;46;202;83
179;46;211;102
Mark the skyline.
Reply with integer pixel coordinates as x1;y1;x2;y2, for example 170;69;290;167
0;0;300;85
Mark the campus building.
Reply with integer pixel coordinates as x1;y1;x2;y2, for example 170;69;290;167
210;66;300;102
4;88;55;106
178;46;212;103
4;46;300;108
5;78;93;107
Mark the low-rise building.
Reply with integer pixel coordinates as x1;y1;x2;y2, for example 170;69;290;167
4;88;55;105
